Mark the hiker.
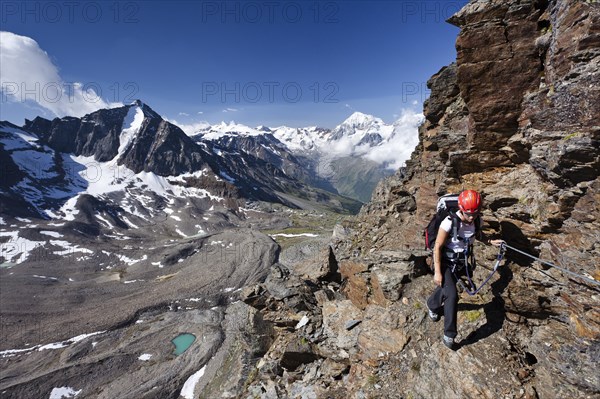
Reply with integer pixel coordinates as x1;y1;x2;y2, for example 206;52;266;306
426;190;504;349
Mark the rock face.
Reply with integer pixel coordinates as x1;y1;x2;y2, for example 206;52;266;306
224;1;600;398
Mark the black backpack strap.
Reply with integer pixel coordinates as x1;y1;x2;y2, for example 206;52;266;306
450;212;460;242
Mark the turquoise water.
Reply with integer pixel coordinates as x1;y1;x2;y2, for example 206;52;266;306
171;333;196;356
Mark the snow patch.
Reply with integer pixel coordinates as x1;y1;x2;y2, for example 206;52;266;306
117;106;145;158
0;231;45;264
180;365;207;399
33;275;58;281
49;386;82;399
176;229;188;237
219;171;236;183
40;231;63;238
0;331;105;358
0;125;40;150
121;216;139;229
115;253;147;266
50;240;93;256
11;149;58;180
270;233;319;238
95;214;114;228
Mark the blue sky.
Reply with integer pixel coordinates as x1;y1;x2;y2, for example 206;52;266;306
1;0;467;129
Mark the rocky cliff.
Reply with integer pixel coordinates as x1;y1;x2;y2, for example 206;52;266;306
232;1;600;398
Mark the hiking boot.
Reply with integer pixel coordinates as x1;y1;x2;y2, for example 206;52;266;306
427;306;440;322
443;335;456;350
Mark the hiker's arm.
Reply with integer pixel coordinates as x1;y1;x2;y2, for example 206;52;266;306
477;223;504;247
433;228;448;286
478;231;504;247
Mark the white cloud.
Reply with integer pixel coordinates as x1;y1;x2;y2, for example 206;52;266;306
197;111;204;115
330;138;354;155
0;31;121;118
222;108;238;113
364;109;423;170
168;119;211;136
178;112;190;117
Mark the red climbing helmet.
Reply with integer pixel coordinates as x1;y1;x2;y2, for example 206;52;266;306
458;190;481;214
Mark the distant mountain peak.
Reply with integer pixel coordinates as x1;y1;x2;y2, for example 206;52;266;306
341;112;383;128
128;100;161;120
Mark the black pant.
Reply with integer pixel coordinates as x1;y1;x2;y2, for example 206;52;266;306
427;263;459;339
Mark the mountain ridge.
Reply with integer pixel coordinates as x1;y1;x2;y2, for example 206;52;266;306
4;101;420;208
1;102;375;226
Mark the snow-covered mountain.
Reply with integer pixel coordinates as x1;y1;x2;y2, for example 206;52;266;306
1;101;363;228
330;112;393;146
190;111;417;161
189;111;422;202
1;102;420;240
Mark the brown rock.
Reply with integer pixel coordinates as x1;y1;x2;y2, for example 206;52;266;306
340;273;369;310
357;305;409;360
339;260;369;279
293;246;340;282
320;358;349;379
370;262;412;304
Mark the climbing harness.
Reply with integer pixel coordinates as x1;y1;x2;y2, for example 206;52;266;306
450;243;506;296
450;242;600;292
502;243;600;288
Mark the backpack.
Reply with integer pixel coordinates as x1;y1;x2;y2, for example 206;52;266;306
424;193;481;251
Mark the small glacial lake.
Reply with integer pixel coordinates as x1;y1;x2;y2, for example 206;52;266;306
172;333;196;356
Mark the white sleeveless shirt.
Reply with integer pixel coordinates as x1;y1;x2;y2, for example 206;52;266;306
439;215;476;253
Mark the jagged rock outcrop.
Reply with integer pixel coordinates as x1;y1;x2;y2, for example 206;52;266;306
231;1;600;398
24;102;213;175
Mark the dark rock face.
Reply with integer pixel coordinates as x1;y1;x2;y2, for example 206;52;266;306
23;104;212;176
205;133;337;195
423;63;461;128
450;0;544;144
24;108;131;161
0;123;26;190
119;117;211;175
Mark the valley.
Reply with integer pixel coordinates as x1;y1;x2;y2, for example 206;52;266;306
0;202;343;398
